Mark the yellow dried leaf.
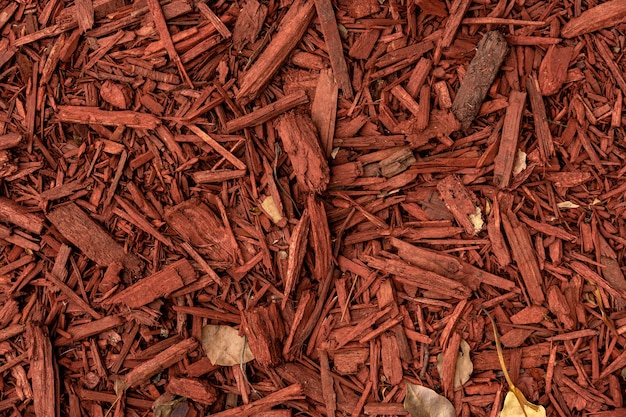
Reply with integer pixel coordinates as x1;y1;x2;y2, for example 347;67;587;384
436;339;473;388
512;150;527;175
260;195;284;224
403;382;455;417
501;391;546;417
482;307;546;417
557;201;579;209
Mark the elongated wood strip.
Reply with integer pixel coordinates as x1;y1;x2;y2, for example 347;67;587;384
28;324;57;417
0;197;44;234
594;37;626;97
451;31;508;130
314;0;353;98
493;91;526;188
311;69;338;157
433;0;472;63
561;0;626;38
47;203;142;274
191;169;247;184
187;124;246;169
46;272;101;319
0;324;25;343
197;2;231;38
114;196;173;247
391;237;515;290
76;388;153;409
526;73;554;161
463;17;546;26
282;210;310;308
225;90;308;133
235;0;315;104
146;0;193;87
275;111;330;193
104;259;195;308
209;384;304;417
364;255;471;299
0;225;39;251
390;85;421;116
55;316;125;346
121;337;198;389
56;106;160;129
501;209;545;304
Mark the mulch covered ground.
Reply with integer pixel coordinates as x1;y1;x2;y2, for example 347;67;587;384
1;0;626;416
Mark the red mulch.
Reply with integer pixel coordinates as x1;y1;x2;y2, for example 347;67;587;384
1;0;626;416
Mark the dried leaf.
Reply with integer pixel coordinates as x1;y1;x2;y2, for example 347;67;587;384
152;393;186;417
557;201;579;209
436;339;473;388
501;391;546;417
482;307;546;417
403;381;455;417
201;324;255;366
261;195;284;224
468;207;484;234
512;150;527;175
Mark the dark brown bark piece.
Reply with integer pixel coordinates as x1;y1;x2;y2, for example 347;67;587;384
451;31;508;130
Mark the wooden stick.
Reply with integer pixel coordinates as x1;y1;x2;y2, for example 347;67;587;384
121;337;198;389
47;203;142;274
314;0;353;98
561;0;626;38
493;91;526;188
526;73;554;162
225;90;308;133
236;0;315;104
146;0;193;87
